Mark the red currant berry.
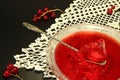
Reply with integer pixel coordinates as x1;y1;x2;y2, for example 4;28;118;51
34;14;37;18
37;9;43;15
11;66;19;74
3;70;11;78
44;7;49;12
43;15;48;20
36;16;41;20
49;11;54;15
111;5;115;9
107;8;113;15
6;63;14;70
33;18;37;22
50;13;56;18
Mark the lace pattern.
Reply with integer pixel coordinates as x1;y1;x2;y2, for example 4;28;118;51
14;0;120;78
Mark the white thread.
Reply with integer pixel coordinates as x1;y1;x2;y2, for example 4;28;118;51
14;0;120;78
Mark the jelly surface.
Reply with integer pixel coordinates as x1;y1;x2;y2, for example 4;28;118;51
55;31;120;80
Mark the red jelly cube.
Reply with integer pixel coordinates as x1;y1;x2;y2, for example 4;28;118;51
80;39;107;63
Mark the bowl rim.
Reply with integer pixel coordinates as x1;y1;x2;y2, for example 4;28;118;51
46;23;120;80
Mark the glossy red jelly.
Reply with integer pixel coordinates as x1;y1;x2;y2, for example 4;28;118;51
55;31;120;80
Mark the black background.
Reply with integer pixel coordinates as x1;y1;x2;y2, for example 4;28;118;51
0;0;73;80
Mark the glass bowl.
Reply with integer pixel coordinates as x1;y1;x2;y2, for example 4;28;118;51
47;23;120;80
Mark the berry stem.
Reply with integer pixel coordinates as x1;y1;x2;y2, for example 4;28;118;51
40;8;64;18
10;74;24;80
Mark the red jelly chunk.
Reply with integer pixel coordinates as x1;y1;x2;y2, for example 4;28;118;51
80;39;107;63
55;31;120;80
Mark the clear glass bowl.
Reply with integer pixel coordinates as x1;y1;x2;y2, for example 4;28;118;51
47;23;120;80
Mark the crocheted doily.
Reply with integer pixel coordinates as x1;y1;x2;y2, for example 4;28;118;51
14;0;120;79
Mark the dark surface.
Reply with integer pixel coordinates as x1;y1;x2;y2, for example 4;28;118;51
0;0;73;80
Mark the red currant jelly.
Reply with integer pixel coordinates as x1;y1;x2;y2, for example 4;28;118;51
55;31;120;80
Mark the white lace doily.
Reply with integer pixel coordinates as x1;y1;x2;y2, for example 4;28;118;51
14;0;120;79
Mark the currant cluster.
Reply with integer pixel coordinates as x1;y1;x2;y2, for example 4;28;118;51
3;63;23;80
107;5;115;15
33;7;64;22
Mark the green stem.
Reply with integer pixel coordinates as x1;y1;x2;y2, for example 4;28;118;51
10;74;24;80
